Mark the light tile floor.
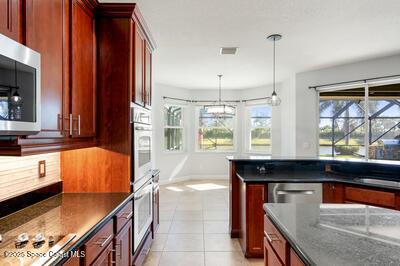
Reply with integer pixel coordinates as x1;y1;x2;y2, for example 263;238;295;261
144;179;263;266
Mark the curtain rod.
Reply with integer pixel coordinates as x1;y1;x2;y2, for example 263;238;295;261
308;74;400;90
163;96;271;103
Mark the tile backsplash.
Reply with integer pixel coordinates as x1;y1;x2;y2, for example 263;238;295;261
0;152;60;202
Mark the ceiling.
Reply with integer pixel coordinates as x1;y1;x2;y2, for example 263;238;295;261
100;0;400;90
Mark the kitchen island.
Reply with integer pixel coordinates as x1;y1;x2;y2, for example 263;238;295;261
264;203;400;265
228;156;400;258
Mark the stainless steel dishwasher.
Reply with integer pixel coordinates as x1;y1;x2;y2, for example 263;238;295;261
268;183;322;203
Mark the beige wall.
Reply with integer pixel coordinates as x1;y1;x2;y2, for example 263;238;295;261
0;152;61;202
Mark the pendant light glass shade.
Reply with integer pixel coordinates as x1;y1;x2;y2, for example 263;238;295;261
204;75;236;116
267;34;282;106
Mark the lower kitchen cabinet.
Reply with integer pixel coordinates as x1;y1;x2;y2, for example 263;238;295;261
322;183;344;203
238;181;267;257
91;242;114;266
264;237;284;266
114;220;133;266
290;249;305;266
264;215;305;266
323;183;400;210
63;256;80;266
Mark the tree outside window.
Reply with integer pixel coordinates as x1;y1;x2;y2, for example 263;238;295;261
247;105;271;153
197;107;235;151
164;105;184;152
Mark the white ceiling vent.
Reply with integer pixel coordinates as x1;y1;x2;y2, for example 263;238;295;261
220;47;238;55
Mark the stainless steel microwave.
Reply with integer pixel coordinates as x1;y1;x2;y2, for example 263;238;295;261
0;34;41;135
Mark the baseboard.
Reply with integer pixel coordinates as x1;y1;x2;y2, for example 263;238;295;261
159;174;228;185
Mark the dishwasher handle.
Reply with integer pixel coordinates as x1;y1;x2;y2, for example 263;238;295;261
276;189;315;195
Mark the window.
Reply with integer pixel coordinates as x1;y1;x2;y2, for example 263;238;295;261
197;107;235;151
164;105;184;152
319;84;400;160
246;105;272;153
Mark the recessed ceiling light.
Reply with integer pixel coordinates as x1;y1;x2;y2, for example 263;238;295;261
220;47;238;55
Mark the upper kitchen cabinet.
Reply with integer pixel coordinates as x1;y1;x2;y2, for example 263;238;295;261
24;0;66;139
134;25;145;106
70;0;96;138
0;0;97;155
0;0;23;42
144;42;152;108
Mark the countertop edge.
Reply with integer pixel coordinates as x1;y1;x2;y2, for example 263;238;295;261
236;172;400;191
56;193;134;265
264;205;315;266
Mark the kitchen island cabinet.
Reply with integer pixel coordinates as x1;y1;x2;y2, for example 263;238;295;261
264;203;400;265
228;157;400;258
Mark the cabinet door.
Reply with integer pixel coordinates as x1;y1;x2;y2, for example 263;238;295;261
322;183;344;203
0;0;22;42
246;184;267;257
264;237;284;266
71;0;96;138
133;24;145;106
144;43;152;108
290;248;305;266
91;242;114;266
25;0;65;138
115;220;132;266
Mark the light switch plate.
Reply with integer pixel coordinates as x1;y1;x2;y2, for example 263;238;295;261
39;160;46;178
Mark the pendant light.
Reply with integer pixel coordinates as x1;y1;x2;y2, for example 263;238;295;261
267;34;282;106
204;75;235;116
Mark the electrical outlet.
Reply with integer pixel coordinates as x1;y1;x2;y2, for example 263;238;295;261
38;160;46;178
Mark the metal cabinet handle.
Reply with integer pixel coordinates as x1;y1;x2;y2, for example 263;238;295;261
265;233;280;243
69;114;73;136
121;211;133;220
78;114;81;135
94;234;112;247
276;190;315;195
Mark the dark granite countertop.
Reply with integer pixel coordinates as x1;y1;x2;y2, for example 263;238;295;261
235;170;400;191
0;193;133;265
227;155;400;166
264;203;400;266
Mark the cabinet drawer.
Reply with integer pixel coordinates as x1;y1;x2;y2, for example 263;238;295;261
83;219;114;265
290;248;305;266
115;201;133;233
264;237;284;266
264;215;288;264
345;186;396;208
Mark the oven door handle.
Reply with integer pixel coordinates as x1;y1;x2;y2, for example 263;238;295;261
134;182;153;200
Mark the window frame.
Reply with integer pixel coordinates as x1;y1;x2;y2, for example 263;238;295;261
244;104;272;154
194;105;238;153
163;104;185;153
317;83;400;160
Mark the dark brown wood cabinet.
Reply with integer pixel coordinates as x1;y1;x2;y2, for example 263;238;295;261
264;215;305;266
134;25;145;106
71;0;96;138
114;220;133;266
323;183;400;210
24;0;66;139
290;249;305;266
323;183;344;203
91;241;114;266
0;0;97;155
144;42;152;108
238;181;267;257
0;0;23;42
